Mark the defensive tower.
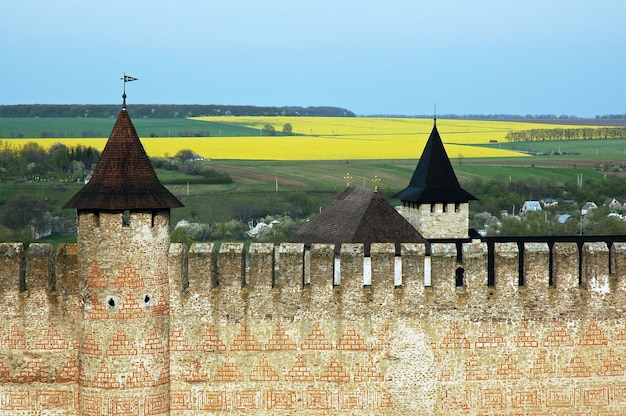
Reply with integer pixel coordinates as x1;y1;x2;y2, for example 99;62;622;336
64;94;183;415
394;119;476;238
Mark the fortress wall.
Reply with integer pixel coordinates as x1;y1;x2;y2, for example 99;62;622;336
2;239;625;337
2;241;626;414
0;243;80;414
164;240;626;414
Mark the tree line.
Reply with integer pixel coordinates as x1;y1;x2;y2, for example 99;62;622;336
0;104;356;118
505;127;626;143
0;141;100;179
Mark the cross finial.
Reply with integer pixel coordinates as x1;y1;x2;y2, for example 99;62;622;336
434;103;437;126
344;172;352;187
371;175;381;191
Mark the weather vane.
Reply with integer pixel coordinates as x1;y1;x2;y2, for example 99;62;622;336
120;72;138;109
344;172;352;187
371;175;381;191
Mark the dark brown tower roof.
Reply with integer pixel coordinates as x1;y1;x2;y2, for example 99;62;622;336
64;108;183;210
289;187;426;255
393;121;476;203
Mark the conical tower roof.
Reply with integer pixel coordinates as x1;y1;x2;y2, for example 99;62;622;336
64;104;183;210
393;121;476;203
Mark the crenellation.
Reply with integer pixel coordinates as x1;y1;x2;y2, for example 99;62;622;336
552;242;579;292
4;240;626;320
56;243;79;297
339;243;367;319
275;243;304;320
0;243;26;310
168;243;188;314
188;243;216;293
523;242;550;309
305;243;335;319
246;242;275;320
494;242;519;302
370;243;396;318
462;241;489;303
582;242;610;296
23;244;57;324
216;243;246;322
611;242;626;294
26;243;56;294
398;243;425;314
429;243;457;306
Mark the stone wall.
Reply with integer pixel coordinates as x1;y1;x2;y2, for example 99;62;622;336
400;202;470;239
1;240;626;414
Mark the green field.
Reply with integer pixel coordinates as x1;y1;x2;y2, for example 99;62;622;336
0;117;260;138
481;138;626;158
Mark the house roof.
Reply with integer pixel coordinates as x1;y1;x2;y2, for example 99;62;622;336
64;104;183;211
289;187;426;255
393;121;476;203
556;214;572;224
522;201;542;211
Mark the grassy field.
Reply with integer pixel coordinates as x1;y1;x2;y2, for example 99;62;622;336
5;116;622;160
0;117;259;138
481;137;626;158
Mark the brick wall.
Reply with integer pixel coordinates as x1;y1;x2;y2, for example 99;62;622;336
1;240;626;414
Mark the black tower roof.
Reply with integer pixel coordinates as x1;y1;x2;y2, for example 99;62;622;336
393;121;476;203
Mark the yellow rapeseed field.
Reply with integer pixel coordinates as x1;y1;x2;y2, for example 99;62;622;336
6;117;605;160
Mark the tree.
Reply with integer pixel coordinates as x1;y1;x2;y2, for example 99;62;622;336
282;123;293;135
50;143;70;171
20;142;48;171
175;149;197;163
262;124;276;136
0;195;51;231
497;211;548;236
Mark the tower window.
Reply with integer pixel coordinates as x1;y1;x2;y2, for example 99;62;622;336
106;296;117;308
455;202;461;213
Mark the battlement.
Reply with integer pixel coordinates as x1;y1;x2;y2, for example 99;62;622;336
2;240;626;415
2;240;625;322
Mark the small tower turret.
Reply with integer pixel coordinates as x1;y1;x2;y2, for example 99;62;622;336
394;120;476;239
64;94;182;415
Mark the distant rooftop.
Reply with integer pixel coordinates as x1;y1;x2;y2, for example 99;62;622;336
289;187;426;255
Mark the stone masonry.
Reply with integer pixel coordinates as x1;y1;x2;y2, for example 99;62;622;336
1;239;626;415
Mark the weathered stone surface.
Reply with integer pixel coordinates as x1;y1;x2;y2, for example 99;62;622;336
1;239;626;415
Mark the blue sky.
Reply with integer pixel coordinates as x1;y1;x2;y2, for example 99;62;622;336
3;0;625;117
